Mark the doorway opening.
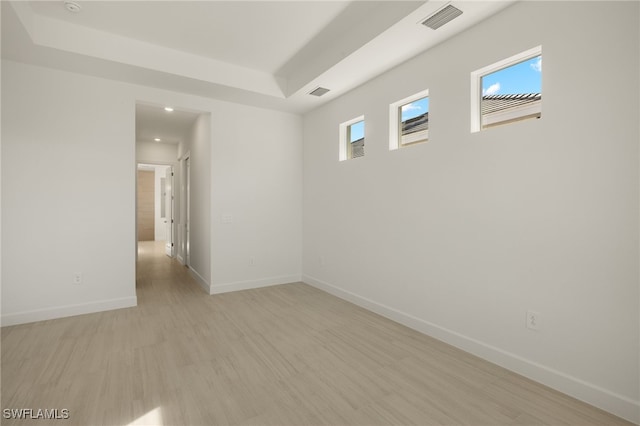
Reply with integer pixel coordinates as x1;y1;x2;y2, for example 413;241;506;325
135;101;210;293
136;163;175;256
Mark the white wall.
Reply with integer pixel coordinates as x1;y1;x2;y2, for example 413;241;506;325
2;59;303;324
302;1;639;422
136;140;178;165
210;103;303;293
1;61;137;323
177;113;211;287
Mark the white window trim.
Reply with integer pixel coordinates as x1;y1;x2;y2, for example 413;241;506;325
339;115;365;162
389;89;429;151
470;45;542;133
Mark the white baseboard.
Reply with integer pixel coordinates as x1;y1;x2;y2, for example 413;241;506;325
1;296;138;327
302;274;640;425
211;274;302;295
188;266;211;294
177;255;185;265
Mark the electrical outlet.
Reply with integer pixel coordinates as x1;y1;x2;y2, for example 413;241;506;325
526;310;540;331
249;256;255;266
73;272;82;285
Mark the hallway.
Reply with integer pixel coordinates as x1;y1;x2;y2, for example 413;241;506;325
136;240;206;308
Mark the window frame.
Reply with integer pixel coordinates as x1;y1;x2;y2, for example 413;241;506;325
389;89;429;151
339;115;365;161
470;45;542;133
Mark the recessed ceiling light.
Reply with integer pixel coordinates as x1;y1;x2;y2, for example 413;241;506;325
154;138;161;142
64;1;82;13
164;107;174;112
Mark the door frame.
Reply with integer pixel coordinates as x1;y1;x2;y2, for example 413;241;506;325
163;165;175;257
178;152;191;267
135;161;177;259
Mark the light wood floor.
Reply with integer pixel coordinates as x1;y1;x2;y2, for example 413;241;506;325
1;241;633;426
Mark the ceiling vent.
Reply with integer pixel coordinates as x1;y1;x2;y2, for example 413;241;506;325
308;87;330;97
421;4;463;30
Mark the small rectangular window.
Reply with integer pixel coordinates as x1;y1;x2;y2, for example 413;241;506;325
389;90;429;150
339;116;365;161
471;46;542;132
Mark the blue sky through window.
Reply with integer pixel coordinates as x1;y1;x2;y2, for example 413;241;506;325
349;120;364;142
482;56;541;96
401;97;429;122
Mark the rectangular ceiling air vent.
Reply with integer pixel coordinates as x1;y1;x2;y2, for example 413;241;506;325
309;87;330;97
421;4;463;30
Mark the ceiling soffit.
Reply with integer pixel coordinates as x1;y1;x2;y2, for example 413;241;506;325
4;1;516;113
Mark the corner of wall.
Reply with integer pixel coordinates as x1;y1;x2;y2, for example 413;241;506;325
188;267;211;295
210;275;302;295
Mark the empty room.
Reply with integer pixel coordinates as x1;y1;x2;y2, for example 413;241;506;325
1;1;639;425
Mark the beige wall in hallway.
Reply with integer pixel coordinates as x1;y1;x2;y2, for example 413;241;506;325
137;170;155;241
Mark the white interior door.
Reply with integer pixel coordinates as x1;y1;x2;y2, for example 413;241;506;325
185;157;191;266
164;166;174;257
